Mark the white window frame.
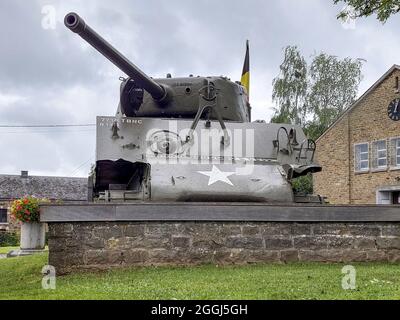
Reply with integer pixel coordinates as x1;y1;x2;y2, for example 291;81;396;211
376;140;387;169
354;142;369;173
396;139;400;168
390;137;400;170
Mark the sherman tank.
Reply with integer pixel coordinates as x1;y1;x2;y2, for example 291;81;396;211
64;12;322;203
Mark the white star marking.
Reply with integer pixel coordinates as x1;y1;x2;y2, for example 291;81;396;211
197;165;235;186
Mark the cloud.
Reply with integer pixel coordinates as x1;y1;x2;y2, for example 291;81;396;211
0;0;399;177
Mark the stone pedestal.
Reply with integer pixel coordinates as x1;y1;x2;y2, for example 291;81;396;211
20;222;46;250
39;203;400;274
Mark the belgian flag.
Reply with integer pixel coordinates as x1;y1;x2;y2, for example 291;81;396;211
241;40;250;99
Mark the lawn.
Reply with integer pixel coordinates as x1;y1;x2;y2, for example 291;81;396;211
0;253;400;300
0;247;19;255
0;246;48;255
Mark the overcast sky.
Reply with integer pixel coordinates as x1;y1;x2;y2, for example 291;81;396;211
0;0;399;177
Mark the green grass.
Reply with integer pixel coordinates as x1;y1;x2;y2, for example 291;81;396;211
0;246;48;254
0;247;19;254
1;253;400;300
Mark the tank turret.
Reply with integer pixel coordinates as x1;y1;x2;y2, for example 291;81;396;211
64;12;250;121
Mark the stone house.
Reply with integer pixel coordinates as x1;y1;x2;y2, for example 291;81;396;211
314;65;400;204
0;171;88;232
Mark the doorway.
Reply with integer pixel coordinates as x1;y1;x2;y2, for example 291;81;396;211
393;192;400;205
376;186;400;205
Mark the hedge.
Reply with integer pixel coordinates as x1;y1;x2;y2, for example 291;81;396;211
0;232;20;247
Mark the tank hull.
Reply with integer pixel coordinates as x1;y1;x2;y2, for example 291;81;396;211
150;163;293;203
94;117;317;203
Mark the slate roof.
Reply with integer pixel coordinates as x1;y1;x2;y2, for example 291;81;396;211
0;174;88;201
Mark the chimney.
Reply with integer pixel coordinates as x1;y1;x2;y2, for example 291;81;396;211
21;170;28;179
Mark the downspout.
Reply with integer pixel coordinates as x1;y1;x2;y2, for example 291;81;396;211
347;113;352;204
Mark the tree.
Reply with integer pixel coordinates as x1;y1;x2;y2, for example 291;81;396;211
271;47;363;195
89;163;95;176
334;0;400;23
271;46;308;125
307;54;363;139
271;48;363;141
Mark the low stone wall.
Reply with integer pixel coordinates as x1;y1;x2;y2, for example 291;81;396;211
48;221;400;274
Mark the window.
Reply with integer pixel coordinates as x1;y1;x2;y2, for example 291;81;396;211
355;143;369;172
397;139;400;167
390;138;400;168
0;209;7;223
375;140;387;168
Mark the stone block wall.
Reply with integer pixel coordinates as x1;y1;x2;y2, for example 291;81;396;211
314;114;350;204
314;68;400;204
48;221;400;274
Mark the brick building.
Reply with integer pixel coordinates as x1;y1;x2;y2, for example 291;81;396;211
314;65;400;205
0;171;88;231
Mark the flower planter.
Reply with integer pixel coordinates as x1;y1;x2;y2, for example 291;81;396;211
10;197;48;252
20;222;46;250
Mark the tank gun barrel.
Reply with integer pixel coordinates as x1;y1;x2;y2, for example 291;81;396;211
64;12;168;102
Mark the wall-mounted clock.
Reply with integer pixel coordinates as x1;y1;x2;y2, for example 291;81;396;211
388;98;400;121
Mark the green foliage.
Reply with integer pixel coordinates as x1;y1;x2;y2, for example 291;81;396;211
270;111;291;124
303;121;328;141
89;163;95;176
308;54;363;132
0;232;19;247
272;46;363;141
334;0;400;23
0;246;19;254
272;48;363;195
272;46;308;125
2;253;400;299
292;174;313;195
